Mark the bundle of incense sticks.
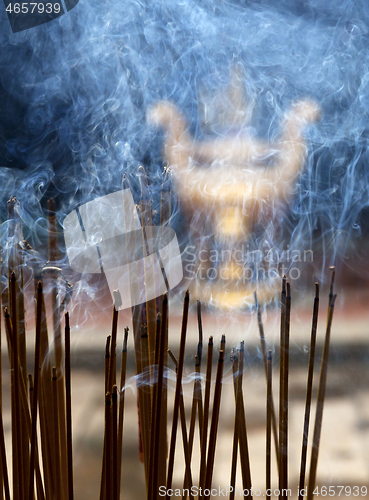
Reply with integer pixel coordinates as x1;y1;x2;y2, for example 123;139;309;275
0;182;337;500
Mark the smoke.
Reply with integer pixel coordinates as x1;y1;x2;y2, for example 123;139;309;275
0;0;369;300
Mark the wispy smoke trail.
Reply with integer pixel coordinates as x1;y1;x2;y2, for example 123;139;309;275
0;0;368;284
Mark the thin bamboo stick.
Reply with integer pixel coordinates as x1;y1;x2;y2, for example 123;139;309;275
117;327;128;496
278;276;287;500
266;351;272;500
105;392;112;500
167;350;193;500
38;288;54;499
48;198;68;497
196;300;203;439
140;325;151;482
167;290;190;492
65;312;74;500
112;385;118;500
204;344;225;498
182;354;200;495
307;269;336;500
199;337;213;491
109;307;119;395
52;366;61;500
100;335;111;500
151;296;167;500
280;282;291;500
298;283;319;500
235;343;252;498
229;350;239;500
10;274;22;500
159;168;171;490
4;310;45;500
28;282;43;500
0;385;10;500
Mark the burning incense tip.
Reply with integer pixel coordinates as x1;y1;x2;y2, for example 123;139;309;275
123;327;129;352
105;336;111;358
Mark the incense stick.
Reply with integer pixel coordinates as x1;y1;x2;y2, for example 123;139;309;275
235;343;252;498
199;336;213;491
204;343;225;498
65;311;74;500
298;283;319;500
279;276;287;500
280;281;291;500
151;296;168;500
307;269;336;500
266;351;272;500
167;290;190;492
167;350;193;500
112;385;118;500
229;349;239;500
117;327;128;496
52;366;62;500
28;282;43;500
48;198;68;497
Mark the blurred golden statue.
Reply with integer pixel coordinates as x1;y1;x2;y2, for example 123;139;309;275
149;69;320;307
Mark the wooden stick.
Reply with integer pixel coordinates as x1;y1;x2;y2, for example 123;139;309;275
52;366;62;500
235;343;252;498
100;335;112;500
117;327;128;497
167;350;193;500
140;325;151;482
204;343;225;498
0;385;10;500
108;304;119;394
38;290;55;499
280;281;291;500
199;337;213;490
159;168;171;490
307;269;336;500
65;312;74;500
148;314;161;500
266;351;272;500
167;290;190;492
229;350;239;500
105;336;111;395
279;276;287;500
104;392;112;500
298;284;319;500
28;282;43;500
112;386;118;500
182;354;200;494
10;274;22;500
151;296;167;500
255;292;279;469
196;300;204;439
48;198;68;498
4;309;45;500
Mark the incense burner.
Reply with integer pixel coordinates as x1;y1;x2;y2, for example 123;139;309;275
149;95;320;308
